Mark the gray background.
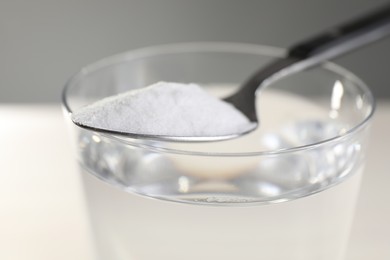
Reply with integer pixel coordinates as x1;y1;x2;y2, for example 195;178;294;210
1;0;389;103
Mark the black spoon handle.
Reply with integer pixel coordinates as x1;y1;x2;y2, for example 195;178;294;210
289;4;390;61
228;4;390;122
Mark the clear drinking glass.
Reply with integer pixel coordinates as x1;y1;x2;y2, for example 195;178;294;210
62;43;374;260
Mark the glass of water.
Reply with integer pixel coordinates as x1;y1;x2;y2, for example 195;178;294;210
63;43;374;260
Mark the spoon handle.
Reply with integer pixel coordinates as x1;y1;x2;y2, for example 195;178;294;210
229;4;390;123
288;4;390;69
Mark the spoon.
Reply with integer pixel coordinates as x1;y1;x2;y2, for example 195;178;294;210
73;4;390;142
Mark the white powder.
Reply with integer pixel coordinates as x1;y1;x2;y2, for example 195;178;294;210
72;82;255;137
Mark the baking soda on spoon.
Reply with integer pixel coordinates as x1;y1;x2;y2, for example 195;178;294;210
72;82;255;137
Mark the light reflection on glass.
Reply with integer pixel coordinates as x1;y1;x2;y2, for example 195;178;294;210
329;80;344;119
178;176;190;193
92;135;101;143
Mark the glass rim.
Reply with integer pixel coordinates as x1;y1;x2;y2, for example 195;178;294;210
62;42;375;157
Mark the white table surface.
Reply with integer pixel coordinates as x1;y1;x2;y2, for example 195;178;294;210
1;103;389;260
